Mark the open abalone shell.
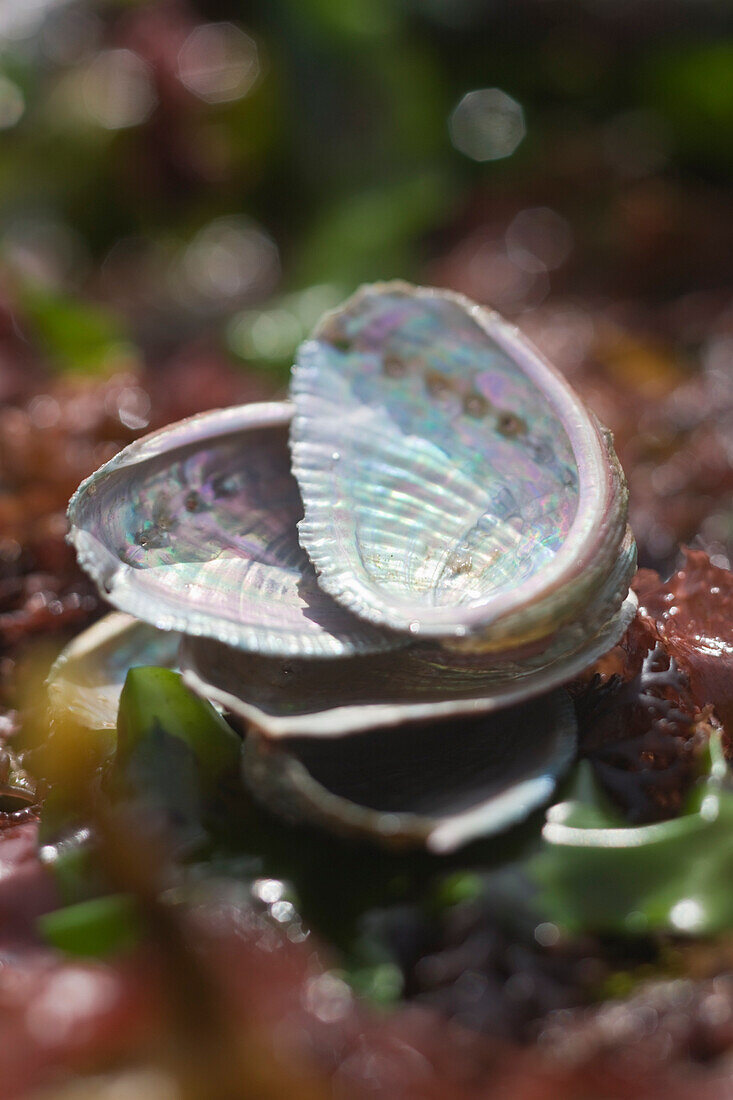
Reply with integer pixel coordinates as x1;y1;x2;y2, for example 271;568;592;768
291;282;635;655
67;403;397;659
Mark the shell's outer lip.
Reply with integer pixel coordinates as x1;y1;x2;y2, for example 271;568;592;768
67;400;403;660
46;610;139;685
425;774;562;854
46;611;181;730
180;589;638;739
97;401;295;473
290;280;631;640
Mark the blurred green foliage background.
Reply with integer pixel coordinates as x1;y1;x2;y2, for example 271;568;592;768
0;0;731;383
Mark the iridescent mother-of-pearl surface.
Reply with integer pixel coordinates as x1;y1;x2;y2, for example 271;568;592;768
291;282;630;642
68;404;397;658
47;612;180;729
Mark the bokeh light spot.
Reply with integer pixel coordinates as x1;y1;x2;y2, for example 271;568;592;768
304;972;352;1024
230;308;302;362
41;5;102;66
449;88;525;162
3;216;87;288
177;22;260;105
506;207;574;273
82;49;157;130
228;284;342;364
0;0;63;43
669;897;705;933
179;216;279;306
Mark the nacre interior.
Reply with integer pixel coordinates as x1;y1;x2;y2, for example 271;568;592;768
71;415;394;657
293;289;579;618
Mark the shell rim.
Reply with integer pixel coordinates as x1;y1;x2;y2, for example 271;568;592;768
46;611;181;730
180;589;638;738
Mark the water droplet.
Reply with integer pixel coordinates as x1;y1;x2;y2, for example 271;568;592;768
408;621;420;634
134;525;168;550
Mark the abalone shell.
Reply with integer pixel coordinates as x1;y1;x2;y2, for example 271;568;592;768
180;588;636;738
68;403;400;658
46;612;181;730
291;282;634;650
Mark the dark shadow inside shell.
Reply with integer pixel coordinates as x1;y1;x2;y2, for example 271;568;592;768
0;787;37;814
243;689;577;852
287;696;571;816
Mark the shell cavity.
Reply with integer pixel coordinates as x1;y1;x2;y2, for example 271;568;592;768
68;402;400;659
290;282;635;649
